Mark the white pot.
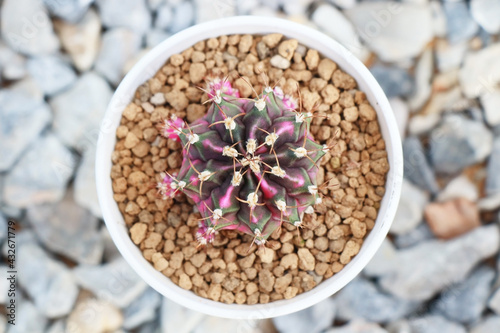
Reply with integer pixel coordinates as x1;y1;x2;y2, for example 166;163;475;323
96;16;403;319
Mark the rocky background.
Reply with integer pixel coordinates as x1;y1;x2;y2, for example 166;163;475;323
1;0;500;332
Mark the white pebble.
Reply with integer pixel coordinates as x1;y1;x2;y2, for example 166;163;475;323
270;55;291;69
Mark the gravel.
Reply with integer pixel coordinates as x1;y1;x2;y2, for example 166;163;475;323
443;1;479;43
73;257;148;308
27;191;104;264
471;0;500;34
408;315;467;333
377;225;499;301
1;0;60;55
95;0;151;35
273;298;336;333
344;2;434;62
26;55;77;96
3;133;76;207
403;136;439;194
0;87;52;171
18;243;79;318
335;277;420;323
94;28;142;86
391;179;428;235
432;265;496;324
50;71;112;150
2;1;500;331
430;115;493;175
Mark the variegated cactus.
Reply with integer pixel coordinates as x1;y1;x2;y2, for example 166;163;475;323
158;77;332;246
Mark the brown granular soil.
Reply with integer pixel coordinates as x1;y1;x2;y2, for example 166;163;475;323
111;34;389;304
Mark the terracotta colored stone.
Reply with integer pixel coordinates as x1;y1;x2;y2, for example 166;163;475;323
424;198;480;239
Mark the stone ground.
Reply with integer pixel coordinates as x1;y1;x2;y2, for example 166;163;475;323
1;0;500;332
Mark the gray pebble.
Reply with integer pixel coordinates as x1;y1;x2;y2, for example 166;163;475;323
408;315;466;333
123;288;162;329
161;297;206;332
391;179;428;235
403;136;439;194
0;87;52;171
488;287;500;315
0;41;27;81
155;3;173;30
430;115;493;175
170;1;195;33
471;0;500;34
26;55;77;96
443;1;479;43
94;28;142;86
394;223;435;249
27;190;104;265
370;65;414;98
378;225;499;301
96;0;152;35
432;265;496;324
325;321;388;333
335;277;420;323
273;298;336;333
18;243;79;318
9;299;48;333
50;72;112;151
74;145;102;218
43;0;94;23
486;137;500;196
471;315;500;333
3;133;76;207
1;0;59;55
73;257;148;308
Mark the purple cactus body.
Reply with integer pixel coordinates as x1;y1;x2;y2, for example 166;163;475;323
158;79;326;245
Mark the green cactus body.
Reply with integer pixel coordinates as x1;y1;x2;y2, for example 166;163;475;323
159;79;326;245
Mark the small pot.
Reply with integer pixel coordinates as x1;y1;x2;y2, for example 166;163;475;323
96;16;403;319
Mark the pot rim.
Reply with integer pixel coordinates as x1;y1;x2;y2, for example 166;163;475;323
96;15;403;319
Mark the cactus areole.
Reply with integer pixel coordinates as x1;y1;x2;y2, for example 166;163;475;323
158;78;330;246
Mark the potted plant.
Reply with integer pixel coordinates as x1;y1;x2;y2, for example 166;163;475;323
96;16;403;319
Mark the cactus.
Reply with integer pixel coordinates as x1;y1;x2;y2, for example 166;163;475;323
158;77;331;246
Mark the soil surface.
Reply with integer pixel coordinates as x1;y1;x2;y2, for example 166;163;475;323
111;34;389;304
